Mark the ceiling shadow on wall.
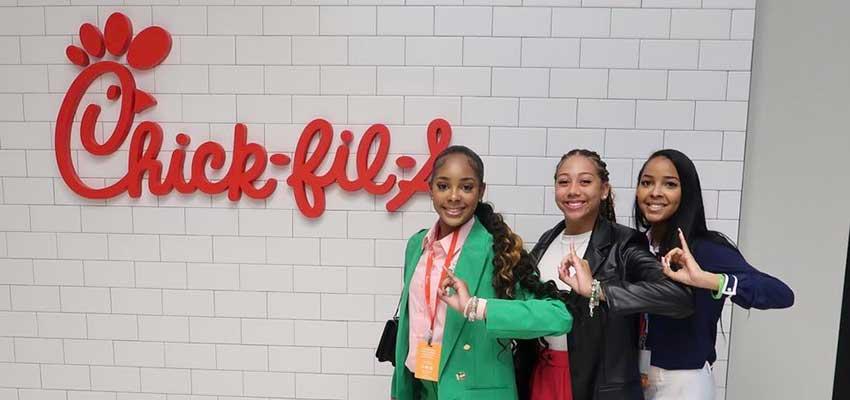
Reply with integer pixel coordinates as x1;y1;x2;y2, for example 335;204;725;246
834;227;850;400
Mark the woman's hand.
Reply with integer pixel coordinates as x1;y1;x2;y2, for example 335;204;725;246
558;240;594;298
438;268;471;314
662;229;721;291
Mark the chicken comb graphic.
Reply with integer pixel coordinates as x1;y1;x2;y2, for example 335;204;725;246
65;12;172;114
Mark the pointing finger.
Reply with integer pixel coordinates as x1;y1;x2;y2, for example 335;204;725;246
677;228;691;253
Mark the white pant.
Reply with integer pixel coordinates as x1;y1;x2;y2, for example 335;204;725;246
644;363;716;400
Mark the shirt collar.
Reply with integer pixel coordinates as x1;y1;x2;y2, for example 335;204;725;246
422;216;476;253
646;230;660;255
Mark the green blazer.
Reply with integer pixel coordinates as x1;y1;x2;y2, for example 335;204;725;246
391;218;573;400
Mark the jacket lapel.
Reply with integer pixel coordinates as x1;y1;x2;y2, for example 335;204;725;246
396;230;427;369
586;216;614;277
402;232;426;291
438;218;490;378
544;217;613;277
530;220;565;265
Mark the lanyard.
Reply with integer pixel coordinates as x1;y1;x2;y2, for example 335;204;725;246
424;229;460;345
639;248;659;350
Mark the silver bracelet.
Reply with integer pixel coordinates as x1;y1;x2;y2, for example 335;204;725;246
589;279;601;317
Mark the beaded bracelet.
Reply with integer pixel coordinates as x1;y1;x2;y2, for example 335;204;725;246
464;296;480;321
472;298;486;321
463;296;476;320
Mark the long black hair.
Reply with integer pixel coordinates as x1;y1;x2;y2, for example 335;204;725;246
429;145;562;302
633;149;738;255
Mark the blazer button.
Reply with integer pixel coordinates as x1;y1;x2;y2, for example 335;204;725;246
463;344;471;351
455;371;466;381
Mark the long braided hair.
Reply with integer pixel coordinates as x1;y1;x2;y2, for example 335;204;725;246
554;149;617;223
429;145;562;301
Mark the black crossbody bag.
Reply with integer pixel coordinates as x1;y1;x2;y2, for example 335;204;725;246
375;302;400;365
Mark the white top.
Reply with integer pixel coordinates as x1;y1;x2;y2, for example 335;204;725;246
536;228;592;351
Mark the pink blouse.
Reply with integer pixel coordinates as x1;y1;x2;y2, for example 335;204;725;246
404;217;474;371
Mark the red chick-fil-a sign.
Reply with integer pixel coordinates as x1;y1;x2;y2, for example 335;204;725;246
56;13;452;218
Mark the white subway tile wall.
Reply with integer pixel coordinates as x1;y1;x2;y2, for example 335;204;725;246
0;1;754;399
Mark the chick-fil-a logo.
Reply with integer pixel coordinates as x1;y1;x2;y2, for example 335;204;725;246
56;13;452;218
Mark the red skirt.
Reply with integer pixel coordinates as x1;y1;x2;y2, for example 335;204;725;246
530;349;573;400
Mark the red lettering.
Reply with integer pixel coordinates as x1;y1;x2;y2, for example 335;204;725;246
226;123;276;201
127;121;165;197
190;141;228;195
331;130;358;191
57;12;455;217
287;119;336;218
385;118;452;212
355;124;395;194
165;134;193;194
55;61;137;199
56;63;452;217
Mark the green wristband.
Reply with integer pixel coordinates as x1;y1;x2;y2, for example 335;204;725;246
712;274;727;300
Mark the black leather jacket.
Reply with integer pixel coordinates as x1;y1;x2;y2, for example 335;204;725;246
519;217;694;400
